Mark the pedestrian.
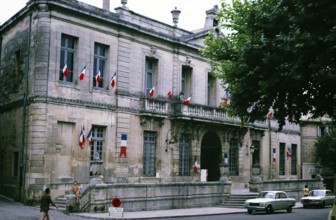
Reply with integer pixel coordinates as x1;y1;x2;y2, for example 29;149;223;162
40;188;58;220
72;180;80;203
303;184;309;197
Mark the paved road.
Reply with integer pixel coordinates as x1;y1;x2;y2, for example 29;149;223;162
0;196;91;220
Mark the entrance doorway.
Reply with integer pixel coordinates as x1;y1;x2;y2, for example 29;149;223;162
201;131;221;181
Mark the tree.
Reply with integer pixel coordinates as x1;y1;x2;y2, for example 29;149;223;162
315;128;336;172
202;0;336;128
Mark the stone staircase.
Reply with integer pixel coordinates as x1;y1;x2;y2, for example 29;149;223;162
219;193;258;208
54;196;67;211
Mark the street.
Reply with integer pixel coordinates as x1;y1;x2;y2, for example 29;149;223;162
161;207;330;220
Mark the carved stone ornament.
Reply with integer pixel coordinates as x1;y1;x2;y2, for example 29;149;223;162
150;46;157;56
185;56;191;65
38;4;49;12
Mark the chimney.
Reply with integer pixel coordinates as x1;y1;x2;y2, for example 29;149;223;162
103;0;110;11
204;5;219;29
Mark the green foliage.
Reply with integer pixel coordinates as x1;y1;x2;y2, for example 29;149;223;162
202;0;336;128
315;129;336;172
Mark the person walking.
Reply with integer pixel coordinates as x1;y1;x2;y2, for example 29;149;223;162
303;184;309;197
40;188;58;220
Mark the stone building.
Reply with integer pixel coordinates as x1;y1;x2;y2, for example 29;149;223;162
0;0;311;206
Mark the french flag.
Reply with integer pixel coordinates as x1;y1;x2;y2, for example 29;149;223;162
167;90;173;100
62;63;68;77
120;134;127;157
87;128;93;145
110;71;117;88
149;87;155;97
79;65;86;81
287;146;292;157
272;148;276;162
79;127;85;148
268;108;274;118
95;71;101;83
183;97;191;105
193;158;198;174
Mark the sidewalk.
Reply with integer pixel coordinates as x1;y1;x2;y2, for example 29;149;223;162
72;204;303;219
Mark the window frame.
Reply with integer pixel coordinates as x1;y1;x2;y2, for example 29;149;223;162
143;131;156;176
93;43;108;88
179;134;190;176
59;34;76;82
90;126;105;162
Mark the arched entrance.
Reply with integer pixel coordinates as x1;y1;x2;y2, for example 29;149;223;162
201;131;221;181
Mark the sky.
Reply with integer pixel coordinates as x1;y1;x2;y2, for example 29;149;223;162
0;0;224;31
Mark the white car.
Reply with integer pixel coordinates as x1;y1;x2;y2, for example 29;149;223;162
301;189;335;208
245;191;296;214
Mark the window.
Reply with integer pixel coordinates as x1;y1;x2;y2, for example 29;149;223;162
291;144;297;175
179;134;190;176
279;143;285;175
12;152;19;177
207;74;216;106
229;138;238;175
317;126;328;137
59;34;76;82
90;126;104;162
145;58;158;96
252;140;260;165
93;43;107;88
143;131;156;176
181;66;192;98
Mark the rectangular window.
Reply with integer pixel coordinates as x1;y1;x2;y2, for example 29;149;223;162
252;140;260;166
291;144;297;175
229;138;238;176
179;134;190;176
59;34;76;82
207;74;216;106
181;66;192;98
90;126;104;162
145;58;158;96
13;50;21;92
12;152;19;177
93;43;107;88
143;131;156;176
317;126;328;137
279;143;285;175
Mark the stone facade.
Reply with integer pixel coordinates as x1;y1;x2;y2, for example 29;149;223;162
0;0;329;205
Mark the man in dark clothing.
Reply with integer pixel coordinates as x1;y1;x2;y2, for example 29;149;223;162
40;188;58;220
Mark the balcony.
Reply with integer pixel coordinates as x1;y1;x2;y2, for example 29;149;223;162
140;98;268;129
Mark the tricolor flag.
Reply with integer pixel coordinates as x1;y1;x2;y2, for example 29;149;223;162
183;97;191;105
224;153;228;164
62;63;68;77
272;148;276;162
79;127;85;148
193;157;198;174
287;146;292;157
95;71;101;83
167;90;173;100
87;128;93;145
110;71;117;88
79;65;86;81
149;87;155;97
267;108;274;118
119;134;127;157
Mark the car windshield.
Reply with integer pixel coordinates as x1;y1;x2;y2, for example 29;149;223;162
309;191;325;197
257;192;275;199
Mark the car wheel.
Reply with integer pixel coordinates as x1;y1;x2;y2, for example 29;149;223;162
287;206;292;213
248;209;252;214
320;201;325;208
266;205;273;214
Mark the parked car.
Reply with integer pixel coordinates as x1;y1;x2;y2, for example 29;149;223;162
301;189;335;208
328;199;336;220
245;191;296;214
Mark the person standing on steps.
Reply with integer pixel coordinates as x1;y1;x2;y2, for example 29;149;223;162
72;180;80;203
40;188;58;220
303;184;309;197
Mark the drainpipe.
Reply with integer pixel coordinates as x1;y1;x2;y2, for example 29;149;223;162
19;12;32;202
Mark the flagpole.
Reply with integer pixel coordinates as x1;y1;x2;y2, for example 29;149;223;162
268;117;272;179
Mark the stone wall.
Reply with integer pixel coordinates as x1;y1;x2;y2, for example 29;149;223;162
80;180;231;212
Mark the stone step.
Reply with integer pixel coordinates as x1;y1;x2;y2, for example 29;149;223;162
219;193;258;208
